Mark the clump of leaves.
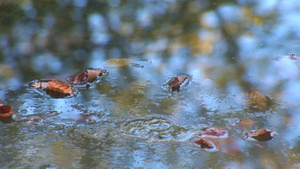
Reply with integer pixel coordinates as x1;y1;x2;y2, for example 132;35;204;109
194;127;241;158
31;80;74;98
246;128;275;141
30;68;106;98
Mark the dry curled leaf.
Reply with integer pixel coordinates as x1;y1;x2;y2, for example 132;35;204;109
31;80;74;98
246;128;275;141
194;127;241;158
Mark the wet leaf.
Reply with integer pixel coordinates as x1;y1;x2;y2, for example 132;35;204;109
246;128;275;141
194;138;216;149
31;80;74;98
103;58;132;67
86;68;103;82
0;104;15;117
169;76;187;92
194;127;241;158
0;104;15;123
70;68;105;86
72;72;88;85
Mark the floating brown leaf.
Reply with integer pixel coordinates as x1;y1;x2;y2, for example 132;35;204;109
194;127;241;158
0;104;15;123
169;76;186;92
73;72;88;85
71;68;104;86
32;80;74;98
194;138;216;149
86;68;103;83
0;104;15;117
246;128;275;141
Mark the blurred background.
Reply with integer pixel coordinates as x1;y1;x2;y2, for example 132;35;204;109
1;0;300;168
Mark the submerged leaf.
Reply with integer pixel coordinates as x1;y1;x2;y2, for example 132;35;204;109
246;128;275;141
76;113;100;124
23;116;44;124
194;127;241;158
103;58;132;67
237;89;271;111
238;120;256;127
247;90;267;110
202;127;228;137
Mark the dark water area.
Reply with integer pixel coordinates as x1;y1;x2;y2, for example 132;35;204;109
1;0;300;168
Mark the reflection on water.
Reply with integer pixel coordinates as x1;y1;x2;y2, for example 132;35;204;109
1;0;300;168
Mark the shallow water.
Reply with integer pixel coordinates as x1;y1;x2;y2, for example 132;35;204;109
1;0;300;168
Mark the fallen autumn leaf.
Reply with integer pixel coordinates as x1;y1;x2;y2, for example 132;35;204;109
0;104;15;118
169;76;187;92
31;80;74;98
246;128;275;141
